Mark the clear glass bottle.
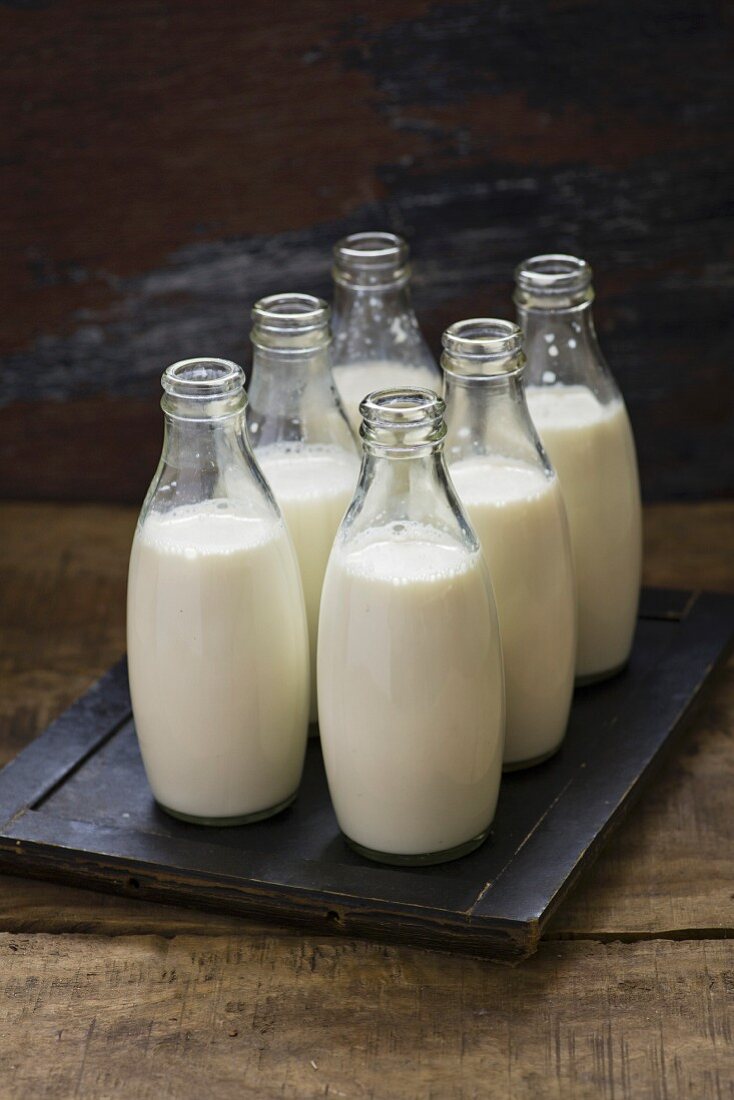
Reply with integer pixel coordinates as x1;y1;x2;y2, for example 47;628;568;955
442;319;576;769
330;231;441;434
514;255;642;683
247;294;360;725
317;387;505;865
127;358;310;825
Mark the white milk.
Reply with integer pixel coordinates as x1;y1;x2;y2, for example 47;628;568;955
257;444;359;723
318;523;504;857
526;384;642;679
333;361;439;435
449;458;575;766
127;501;309;820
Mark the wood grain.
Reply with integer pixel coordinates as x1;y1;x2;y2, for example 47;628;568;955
2;0;733;501
0;502;135;765
0;933;732;1099
1;500;733;944
1;500;734;1096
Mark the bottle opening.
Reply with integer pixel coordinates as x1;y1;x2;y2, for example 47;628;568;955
251;293;331;353
251;293;329;334
441;319;525;377
359;387;446;453
514;254;593;308
162;358;244;397
333;232;410;287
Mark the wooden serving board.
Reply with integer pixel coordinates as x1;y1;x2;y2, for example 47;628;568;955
0;588;731;963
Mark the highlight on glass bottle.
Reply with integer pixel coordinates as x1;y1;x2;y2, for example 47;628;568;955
247;294;359;726
514;255;642;684
330;231;441;435
317;387;505;866
442;320;576;769
127;357;310;826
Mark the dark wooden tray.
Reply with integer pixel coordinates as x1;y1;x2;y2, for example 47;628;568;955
1;588;731;963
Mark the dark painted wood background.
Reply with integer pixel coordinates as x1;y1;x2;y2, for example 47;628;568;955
2;0;732;502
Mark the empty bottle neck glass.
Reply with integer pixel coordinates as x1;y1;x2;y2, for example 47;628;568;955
514;253;618;402
330;232;440;434
442;320;548;470
332;231;411;342
135;356;281;541
247;293;354;449
344;388;476;550
149;358;267;512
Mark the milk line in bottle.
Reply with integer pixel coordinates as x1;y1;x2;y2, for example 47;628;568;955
515;254;642;683
331;231;441;434
247;294;359;726
318;387;505;865
442;319;576;769
127;358;310;824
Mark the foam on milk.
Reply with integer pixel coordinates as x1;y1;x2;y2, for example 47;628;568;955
449;457;575;766
127;501;309;820
257;443;359;723
318;522;504;856
333;361;440;436
526;384;642;679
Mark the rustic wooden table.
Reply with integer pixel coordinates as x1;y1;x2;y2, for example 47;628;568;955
1;501;732;1099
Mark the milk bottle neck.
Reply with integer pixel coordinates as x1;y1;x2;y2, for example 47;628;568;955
249;343;333;414
332;280;425;362
160;358;249;471
516;300;614;392
441;319;547;468
331;231;435;368
513;254;618;398
345;388;477;550
147;358;268;518
443;371;543;468
161;404;247;472
247;292;355;449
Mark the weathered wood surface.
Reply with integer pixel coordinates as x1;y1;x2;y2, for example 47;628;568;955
2;1;733;502
1;500;733;1096
0;934;732;1100
0;651;732;947
2;500;733;939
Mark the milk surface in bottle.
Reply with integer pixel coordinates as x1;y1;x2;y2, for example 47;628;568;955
127;359;310;824
515;255;642;682
247;295;359;725
331;232;441;434
443;319;576;768
318;388;505;864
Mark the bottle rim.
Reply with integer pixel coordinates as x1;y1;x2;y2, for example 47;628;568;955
360;386;444;426
162;358;244;397
358;387;447;455
251;293;330;334
515;251;594;299
441;319;525;377
334;231;409;270
332;231;411;289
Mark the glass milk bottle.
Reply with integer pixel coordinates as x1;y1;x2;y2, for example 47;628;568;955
442;319;576;769
247;294;360;725
127;358;310;825
330;231;441;433
515;255;642;683
318;388;505;865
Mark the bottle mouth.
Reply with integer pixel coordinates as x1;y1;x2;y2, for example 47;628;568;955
359;387;446;454
252;293;329;332
251;293;331;351
162;358;244;397
514;254;593;309
441;319;525;378
333;231;410;287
